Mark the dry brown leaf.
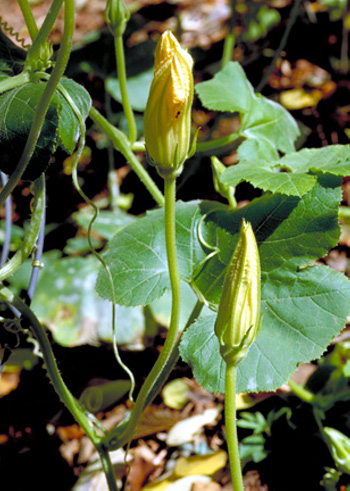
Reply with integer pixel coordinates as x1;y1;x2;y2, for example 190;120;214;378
192;482;222;491
59;438;80;466
135;406;185;439
243;470;268;491
0;371;20;397
57;423;85;441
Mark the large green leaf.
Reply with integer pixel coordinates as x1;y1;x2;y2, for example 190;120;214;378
106;68;153;112
221;144;350;197
0;77;91;179
72;208;136;240
96;201;218;306
56;78;91;154
192;176;341;305
195;62;299;155
179;177;349;393
0;81;59;179
180;262;350;393
31;254;144;347
97;178;340;307
96;176;349;393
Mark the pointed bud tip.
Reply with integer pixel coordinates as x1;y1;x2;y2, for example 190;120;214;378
144;31;194;179
215;219;261;366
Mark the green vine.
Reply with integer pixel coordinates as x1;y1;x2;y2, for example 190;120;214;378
0;174;45;281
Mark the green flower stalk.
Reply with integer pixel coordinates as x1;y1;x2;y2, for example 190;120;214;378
215;219;261;367
216;219;261;491
211;156;237;209
144;30;194;179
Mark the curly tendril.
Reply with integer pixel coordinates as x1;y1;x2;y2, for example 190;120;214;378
0;16;31;49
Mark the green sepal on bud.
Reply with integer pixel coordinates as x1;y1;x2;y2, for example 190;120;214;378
323;427;350;474
215;219;261;367
105;0;130;37
211;156;237;209
25;41;53;73
144;31;194;179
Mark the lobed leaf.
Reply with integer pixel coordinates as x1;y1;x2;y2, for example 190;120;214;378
95;201;219;306
195;62;299;155
221;144;350;197
31;254;144;347
0;76;91;179
180;264;350;394
96;176;348;393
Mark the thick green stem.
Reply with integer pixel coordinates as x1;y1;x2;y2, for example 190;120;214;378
221;0;237;68
221;34;235;68
104;177;181;450
288;378;316;404
0;174;45;282
0;0;71;208
0;72;30;95
17;0;39;41
105;299;204;451
114;35;137;144
340;0;350;73
98;446;119;491
105;92;120;210
89;106;164;207
0;287;122;491
26;0;64;64
225;363;244;491
196;133;244;154
0;286;100;444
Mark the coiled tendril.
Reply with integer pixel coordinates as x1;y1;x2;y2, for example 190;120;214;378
0;16;31;50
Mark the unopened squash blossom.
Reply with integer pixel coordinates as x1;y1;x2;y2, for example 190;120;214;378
144;31;194;178
215;220;261;367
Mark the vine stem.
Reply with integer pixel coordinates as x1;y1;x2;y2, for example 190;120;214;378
0;286;100;444
99;447;119;491
256;0;302;92
0;173;12;267
89;106;164;207
105;176;181;449
221;0;237;68
287;378;315;404
0;287;120;490
0;174;45;281
17;0;39;41
105;299;204;451
25;0;64;64
196;133;245;154
114;35;137;144
0;72;30;94
225;363;244;491
0;0;68;208
27;203;46;301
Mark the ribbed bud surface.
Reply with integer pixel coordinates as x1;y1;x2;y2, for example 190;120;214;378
144;31;194;178
215;220;261;366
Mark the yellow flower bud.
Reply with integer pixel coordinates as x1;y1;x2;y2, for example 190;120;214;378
144;31;194;178
215;219;261;366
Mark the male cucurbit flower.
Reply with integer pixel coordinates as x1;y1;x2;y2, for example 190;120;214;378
215;219;261;367
144;31;194;178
